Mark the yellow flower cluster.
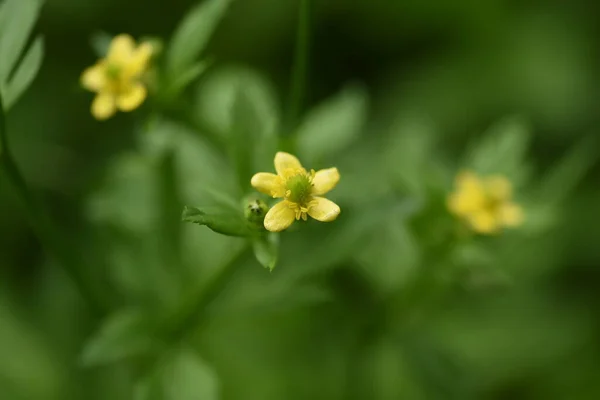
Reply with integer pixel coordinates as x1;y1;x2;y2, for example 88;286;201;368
81;34;152;120
251;152;341;232
447;171;524;234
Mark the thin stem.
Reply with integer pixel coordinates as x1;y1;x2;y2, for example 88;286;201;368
163;245;250;340
0;95;110;316
285;0;311;135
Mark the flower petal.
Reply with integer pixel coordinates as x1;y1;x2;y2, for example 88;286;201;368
312;167;340;195
81;62;106;92
116;83;147;111
91;93;116;120
264;201;296;232
486;175;512;201
455;170;482;191
308;197;340;222
500;203;524;227
251;173;285;197
468;211;498;234
274;152;303;176
107;34;135;65
447;190;485;216
125;42;153;78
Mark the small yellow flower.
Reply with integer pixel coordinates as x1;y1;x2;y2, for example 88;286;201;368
81;34;153;120
447;171;524;234
251;152;341;232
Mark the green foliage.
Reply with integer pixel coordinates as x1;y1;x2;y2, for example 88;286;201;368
166;0;232;81
0;0;44;110
2;1;600;399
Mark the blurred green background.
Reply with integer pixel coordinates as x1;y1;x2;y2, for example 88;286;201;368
2;0;600;399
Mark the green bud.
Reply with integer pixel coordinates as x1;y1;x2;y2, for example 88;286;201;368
244;198;269;224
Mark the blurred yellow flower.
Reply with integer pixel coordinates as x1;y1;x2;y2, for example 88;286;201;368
251;152;341;232
81;34;153;120
447;171;524;234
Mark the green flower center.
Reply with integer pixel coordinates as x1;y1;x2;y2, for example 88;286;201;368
286;174;312;204
105;64;122;81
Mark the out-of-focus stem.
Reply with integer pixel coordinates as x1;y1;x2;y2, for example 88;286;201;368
286;0;311;135
0;94;110;316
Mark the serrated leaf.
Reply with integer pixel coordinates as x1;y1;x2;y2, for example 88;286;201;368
252;233;278;271
4;35;43;109
80;310;159;367
166;0;232;77
182;205;261;237
296;84;368;165
0;0;42;84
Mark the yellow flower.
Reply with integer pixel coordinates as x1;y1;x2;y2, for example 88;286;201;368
251;152;341;232
447;171;524;234
81;34;153;120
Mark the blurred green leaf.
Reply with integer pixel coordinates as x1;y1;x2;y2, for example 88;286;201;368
137;347;219;400
165;60;212;99
194;66;280;171
296;84;368;165
182;205;261;237
463;116;531;184
166;0;232;78
4;35;43;109
0;0;42;85
80;309;160;367
90;30;112;57
252;233;279;271
536;135;598;205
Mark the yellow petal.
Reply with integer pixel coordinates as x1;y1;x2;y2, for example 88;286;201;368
264;201;296;232
116;83;147;111
251;173;285;197
312;167;340;195
91;93;116;120
274;152;303;176
447;190;485;216
468;211;498;234
456;170;482;191
81;62;106;92
107;34;135;65
124;42;153;78
486;175;512;201
500;203;524;227
308;197;340;222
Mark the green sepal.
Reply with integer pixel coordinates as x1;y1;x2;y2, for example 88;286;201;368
182;205;265;237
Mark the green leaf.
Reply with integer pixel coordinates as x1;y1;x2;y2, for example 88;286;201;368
4;35;43;109
182;205;261;237
90;30;112;58
166;0;232;77
536;135;598;205
80;310;160;367
230;86;262;189
165;60;212;99
136;347;219;400
0;0;42;84
463;116;531;184
296;84;368;165
252;233;279;271
194;66;280;171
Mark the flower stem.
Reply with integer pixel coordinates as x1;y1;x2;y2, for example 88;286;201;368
0;95;110;316
163;245;250;340
285;0;311;135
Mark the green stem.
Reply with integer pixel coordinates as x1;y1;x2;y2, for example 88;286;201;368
285;0;311;135
163;245;250;339
0;95;110;316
